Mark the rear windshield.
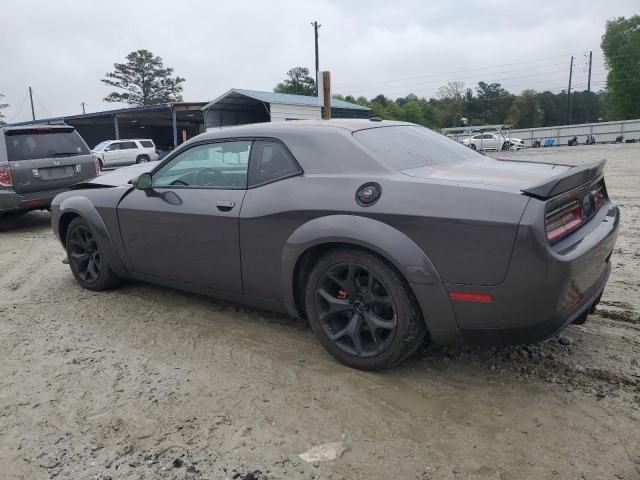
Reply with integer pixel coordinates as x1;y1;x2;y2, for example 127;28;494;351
139;140;154;148
5;129;89;161
353;125;483;170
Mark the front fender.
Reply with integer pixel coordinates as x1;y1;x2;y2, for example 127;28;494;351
54;194;127;275
281;215;461;345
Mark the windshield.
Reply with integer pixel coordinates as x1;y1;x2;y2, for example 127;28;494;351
93;141;110;151
354;125;484;170
5;129;89;161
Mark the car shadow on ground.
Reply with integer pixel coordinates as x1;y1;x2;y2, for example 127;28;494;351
0;210;52;234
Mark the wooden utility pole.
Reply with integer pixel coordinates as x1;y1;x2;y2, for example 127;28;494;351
28;86;35;121
311;21;321;95
587;51;592;123
587;51;593;93
566;56;574;125
322;71;331;120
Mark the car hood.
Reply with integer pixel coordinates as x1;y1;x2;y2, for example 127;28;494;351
69;163;155;189
401;158;572;193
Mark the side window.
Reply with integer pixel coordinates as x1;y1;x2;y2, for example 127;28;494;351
152;141;251;189
139;140;154;148
120;141;137;150
106;142;121;151
249;140;301;187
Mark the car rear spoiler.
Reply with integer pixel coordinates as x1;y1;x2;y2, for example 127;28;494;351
521;159;606;199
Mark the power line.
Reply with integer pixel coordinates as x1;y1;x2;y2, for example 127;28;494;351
6;91;29;124
343;65;572;96
335;49;638;97
32;91;52;118
334;52;589;90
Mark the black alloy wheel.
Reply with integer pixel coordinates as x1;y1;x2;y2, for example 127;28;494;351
305;249;426;370
315;262;397;358
65;217;119;291
68;224;101;283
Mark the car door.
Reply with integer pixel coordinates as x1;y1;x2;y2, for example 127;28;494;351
102;142;122;166
118;141;138;164
116;139;252;294
486;134;500;150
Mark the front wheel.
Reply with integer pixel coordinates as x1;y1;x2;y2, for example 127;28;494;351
469;143;477;150
304;249;426;370
66;217;119;291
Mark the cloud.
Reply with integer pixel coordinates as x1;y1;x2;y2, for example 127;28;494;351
0;0;636;122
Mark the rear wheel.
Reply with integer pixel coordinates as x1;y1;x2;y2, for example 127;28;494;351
136;155;150;164
304;249;426;370
470;143;477;150
65;217;119;291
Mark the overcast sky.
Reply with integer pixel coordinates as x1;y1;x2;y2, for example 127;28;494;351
1;0;637;122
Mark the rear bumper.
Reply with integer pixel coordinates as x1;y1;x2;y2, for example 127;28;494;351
459;264;610;344
439;200;619;346
0;188;69;213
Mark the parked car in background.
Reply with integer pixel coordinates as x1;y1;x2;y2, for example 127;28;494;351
91;139;158;169
0;124;99;218
462;133;525;151
51;120;618;370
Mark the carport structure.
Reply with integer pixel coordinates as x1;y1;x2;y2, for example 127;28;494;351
8;103;206;151
203;89;370;128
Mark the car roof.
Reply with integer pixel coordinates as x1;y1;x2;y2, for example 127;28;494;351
200;119;411;140
190;119;416;176
106;139;154;142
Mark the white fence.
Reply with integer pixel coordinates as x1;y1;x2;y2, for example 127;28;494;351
510;119;640;147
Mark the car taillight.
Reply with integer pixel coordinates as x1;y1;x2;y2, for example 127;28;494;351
94;157;101;175
593;189;604;210
0;166;12;187
545;201;583;243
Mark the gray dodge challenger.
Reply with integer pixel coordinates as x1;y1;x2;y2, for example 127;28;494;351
51;119;619;370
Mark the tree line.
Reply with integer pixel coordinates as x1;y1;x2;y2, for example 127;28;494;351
331;84;609;129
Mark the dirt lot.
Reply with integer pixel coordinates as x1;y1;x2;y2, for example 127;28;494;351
1;144;639;480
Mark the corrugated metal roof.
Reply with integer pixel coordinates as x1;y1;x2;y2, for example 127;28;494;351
203;89;370;111
5;102;207;127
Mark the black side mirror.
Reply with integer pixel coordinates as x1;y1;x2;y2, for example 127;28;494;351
134;172;153;190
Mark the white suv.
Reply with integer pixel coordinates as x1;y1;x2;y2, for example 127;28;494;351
92;139;159;169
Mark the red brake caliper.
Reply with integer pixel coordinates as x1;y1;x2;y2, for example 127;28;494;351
337;290;348;300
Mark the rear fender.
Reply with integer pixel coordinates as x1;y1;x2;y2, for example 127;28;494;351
281;214;461;345
56;195;127;275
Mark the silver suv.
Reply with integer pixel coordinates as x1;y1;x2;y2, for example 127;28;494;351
91;139;159;169
0;124;98;217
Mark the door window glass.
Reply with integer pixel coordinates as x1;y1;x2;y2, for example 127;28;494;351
153;141;251;189
120;141;137;149
106;143;121;151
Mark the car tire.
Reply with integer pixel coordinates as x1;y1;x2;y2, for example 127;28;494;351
65;217;119;291
470;144;477;150
304;249;427;370
136;155;150;164
98;159;104;171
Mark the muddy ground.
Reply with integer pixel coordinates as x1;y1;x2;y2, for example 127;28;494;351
1;143;639;480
